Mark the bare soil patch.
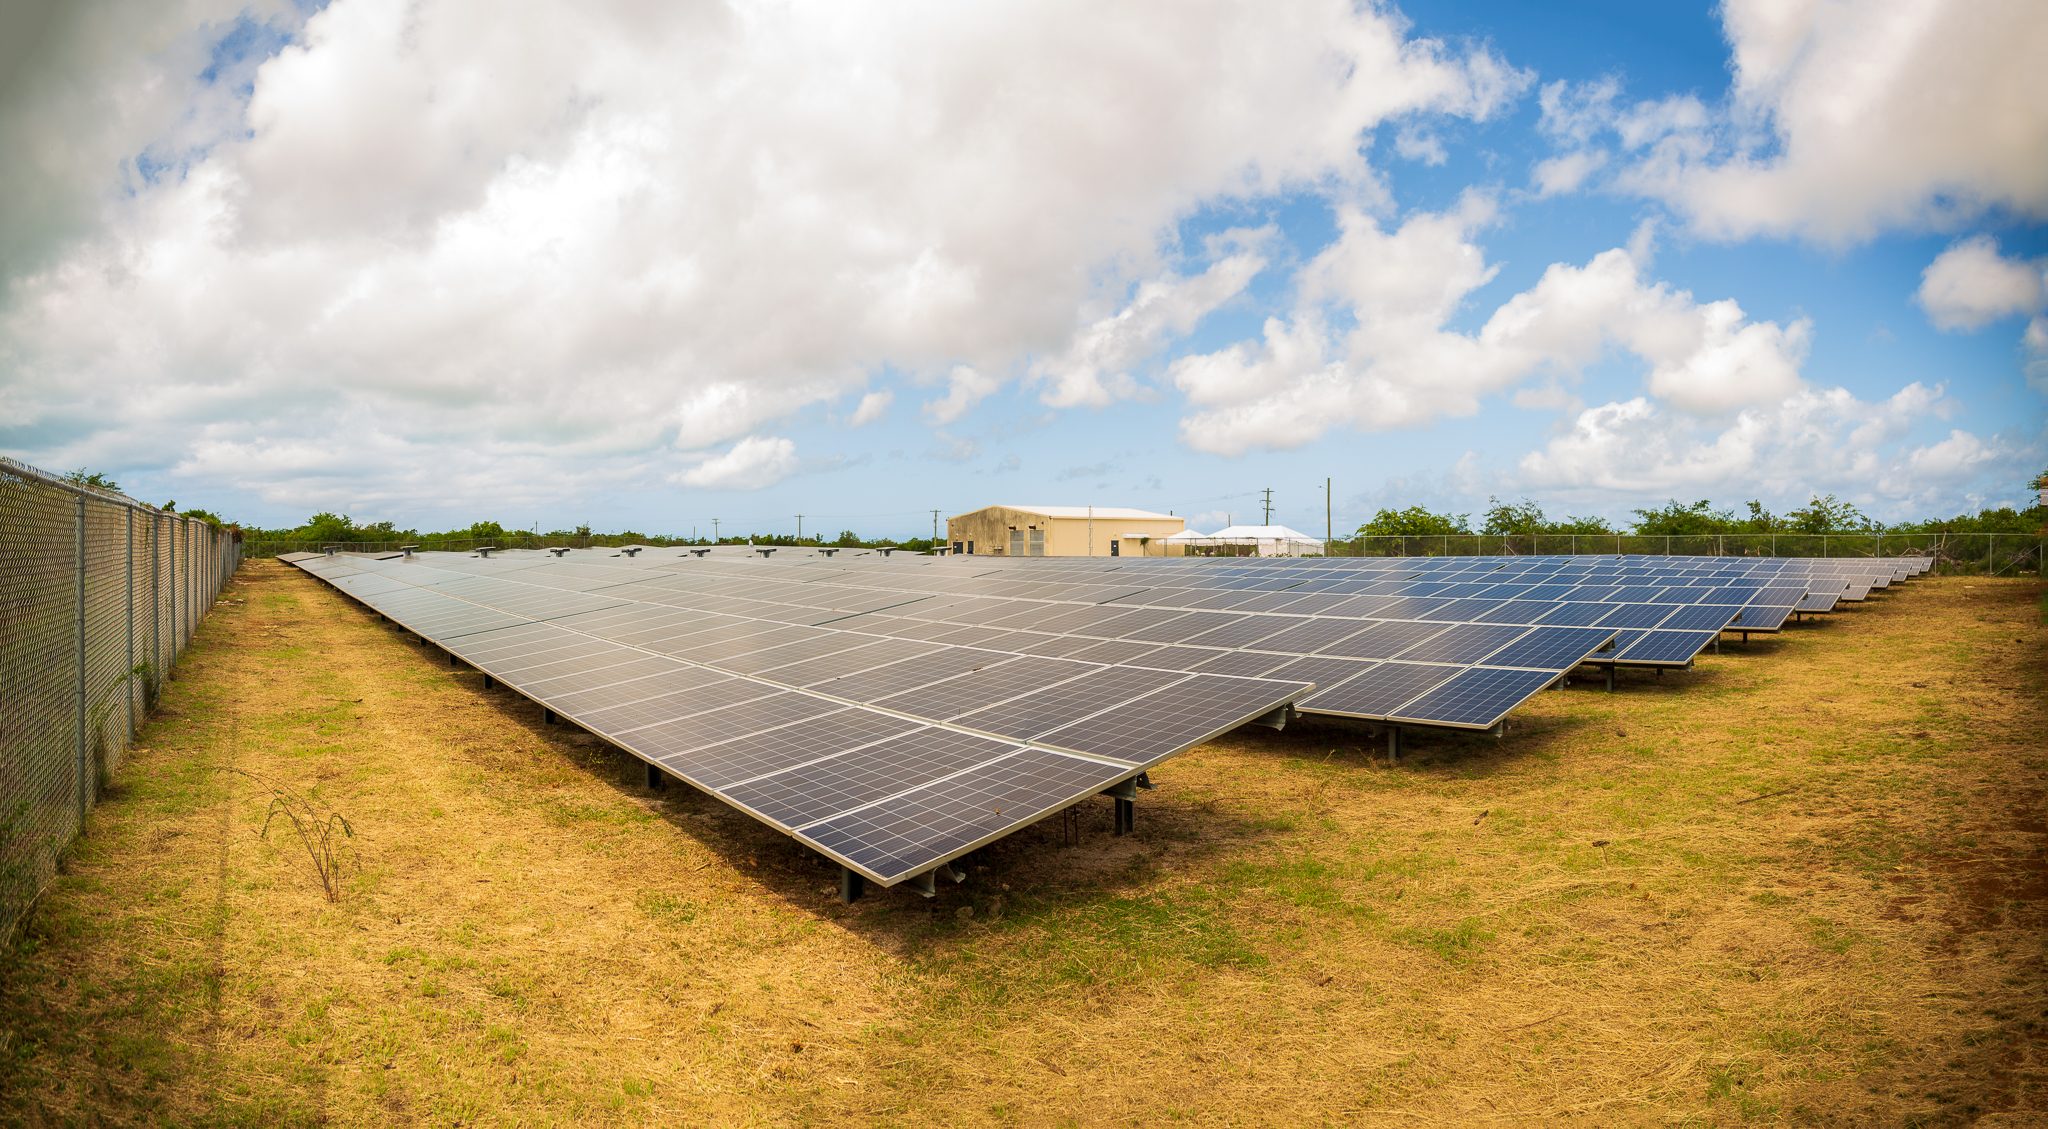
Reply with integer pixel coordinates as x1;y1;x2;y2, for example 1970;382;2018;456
1;562;2041;1125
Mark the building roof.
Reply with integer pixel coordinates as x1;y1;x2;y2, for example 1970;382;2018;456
1206;524;1324;543
957;504;1181;522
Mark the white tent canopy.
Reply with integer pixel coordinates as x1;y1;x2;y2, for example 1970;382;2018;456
1201;524;1325;557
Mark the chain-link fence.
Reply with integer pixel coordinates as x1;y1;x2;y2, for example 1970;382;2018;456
0;457;241;940
241;533;690;557
1330;532;2045;575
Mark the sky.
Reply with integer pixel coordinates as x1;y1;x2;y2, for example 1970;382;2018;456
1;0;2044;540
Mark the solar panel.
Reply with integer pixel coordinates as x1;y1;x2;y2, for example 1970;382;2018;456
1386;667;1558;729
1593;603;1676;630
1612;629;1719;665
1479;626;1616;672
1731;604;1793;631
1315;619;1450;659
678;708;926;789
805;648;1011;701
288;546;1925;892
1297;661;1456;717
626;691;845;757
872;656;1098;720
1393;623;1531;665
799;747;1131;883
721;727;1021;828
1654;604;1740;632
1035;674;1306;764
953;666;1186;741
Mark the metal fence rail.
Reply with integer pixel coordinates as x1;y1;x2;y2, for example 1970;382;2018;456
0;457;241;940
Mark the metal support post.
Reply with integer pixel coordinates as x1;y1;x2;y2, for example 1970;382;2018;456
543;709;557;725
1385;726;1402;763
645;760;665;790
839;867;865;904
1605;665;1615;692
124;507;135;735
74;493;87;821
149;515;161;695
1113;796;1135;835
481;673;495;690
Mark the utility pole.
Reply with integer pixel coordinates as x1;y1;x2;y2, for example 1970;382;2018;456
931;509;940;546
1325;476;1332;549
1261;487;1273;525
712;517;720;543
796;514;803;543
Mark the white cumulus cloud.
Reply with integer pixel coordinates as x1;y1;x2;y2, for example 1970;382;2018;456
1171;198;1812;455
676;435;799;491
0;0;1527;517
848;389;893;427
1516;383;2023;515
1917;235;2046;331
1565;0;2048;244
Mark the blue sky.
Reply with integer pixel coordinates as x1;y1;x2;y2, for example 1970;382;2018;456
2;0;2043;538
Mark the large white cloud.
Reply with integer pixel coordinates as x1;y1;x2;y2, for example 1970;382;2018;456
0;0;1525;516
1917;236;2045;331
1915;235;2048;394
1170;197;1811;455
1612;0;2048;243
675;435;799;491
1516;383;2030;515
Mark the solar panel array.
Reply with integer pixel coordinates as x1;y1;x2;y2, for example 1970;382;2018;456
286;547;1925;894
286;552;1312;891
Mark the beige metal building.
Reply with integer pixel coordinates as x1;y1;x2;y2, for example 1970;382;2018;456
946;505;1186;557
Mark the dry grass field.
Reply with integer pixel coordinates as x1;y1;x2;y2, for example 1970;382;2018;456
1;559;2042;1125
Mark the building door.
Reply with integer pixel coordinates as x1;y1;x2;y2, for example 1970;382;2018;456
1109;539;1120;557
1008;528;1025;556
1028;527;1045;556
951;540;964;555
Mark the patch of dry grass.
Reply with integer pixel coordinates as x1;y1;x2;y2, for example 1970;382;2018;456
1;563;2041;1125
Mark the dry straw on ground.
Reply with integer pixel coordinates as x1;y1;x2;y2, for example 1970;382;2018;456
0;560;2041;1125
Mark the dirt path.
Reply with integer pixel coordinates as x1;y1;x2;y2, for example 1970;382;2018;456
1;561;2042;1124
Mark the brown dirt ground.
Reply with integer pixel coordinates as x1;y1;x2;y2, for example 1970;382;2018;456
0;560;2042;1126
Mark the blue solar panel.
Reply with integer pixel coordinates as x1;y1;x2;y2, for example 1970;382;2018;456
1533;602;1612;627
1731;604;1792;631
1296;660;1456;717
1613;629;1718;665
1594;603;1676;630
1393;622;1530;664
1386;668;1558;728
1656;604;1740;632
1479;626;1616;672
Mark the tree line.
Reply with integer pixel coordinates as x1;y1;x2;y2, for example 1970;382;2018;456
1355;486;2046;539
62;467;2047;547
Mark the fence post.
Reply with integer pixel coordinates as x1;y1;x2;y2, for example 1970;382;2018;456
125;506;135;737
1664;535;1671;556
73;492;87;824
1823;534;1829;558
150;513;160;687
1987;533;1995;574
